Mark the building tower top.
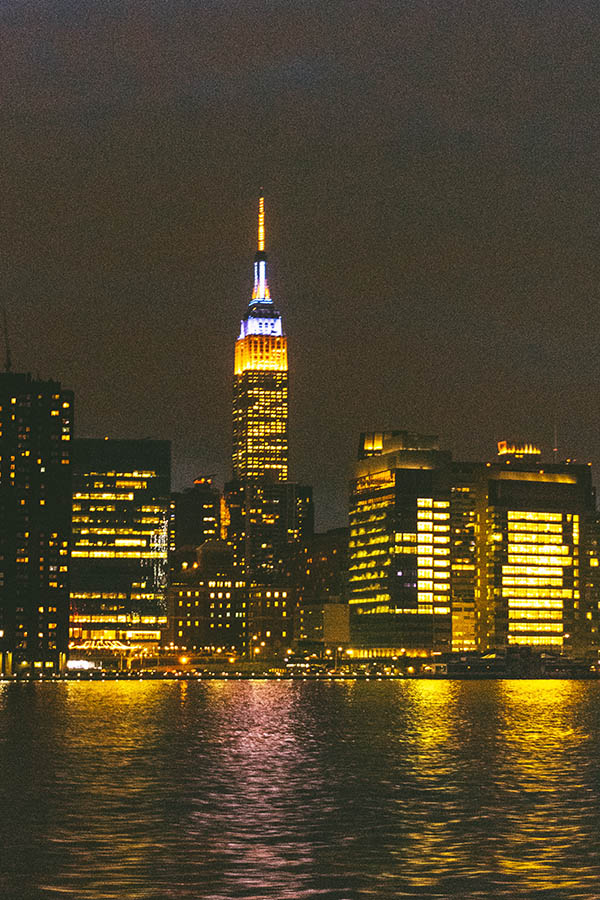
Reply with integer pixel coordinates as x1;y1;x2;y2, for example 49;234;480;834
233;195;289;483
258;194;265;252
251;195;271;306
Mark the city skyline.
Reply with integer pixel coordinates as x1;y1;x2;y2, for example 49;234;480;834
2;1;599;530
2;6;600;899
4;180;600;532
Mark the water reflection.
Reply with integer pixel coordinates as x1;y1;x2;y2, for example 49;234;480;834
1;680;600;898
495;681;600;896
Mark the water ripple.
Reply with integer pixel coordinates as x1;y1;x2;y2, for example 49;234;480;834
1;680;599;898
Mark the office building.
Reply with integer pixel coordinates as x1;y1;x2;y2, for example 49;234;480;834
168;541;245;653
0;372;73;675
295;601;350;649
69;439;170;650
225;479;313;584
348;431;453;655
348;432;600;659
449;463;478;652
473;443;599;657
299;527;349;604
169;476;220;571
246;585;292;658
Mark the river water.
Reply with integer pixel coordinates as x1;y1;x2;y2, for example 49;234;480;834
1;679;600;899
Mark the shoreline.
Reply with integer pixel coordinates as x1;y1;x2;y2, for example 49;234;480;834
2;671;599;683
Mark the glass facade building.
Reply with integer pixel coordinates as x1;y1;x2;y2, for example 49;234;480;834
348;431;452;654
69;439;170;649
348;434;600;659
474;448;599;657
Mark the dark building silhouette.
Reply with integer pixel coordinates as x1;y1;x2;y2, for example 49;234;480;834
300;527;349;604
225;479;313;584
169;476;220;571
0;372;73;675
167;540;245;652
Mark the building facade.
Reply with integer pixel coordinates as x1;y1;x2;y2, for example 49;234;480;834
168;542;245;653
348;431;453;655
69;439;170;651
246;586;292;659
169;476;220;571
0;372;73;675
473;445;599;658
348;432;600;659
295;602;350;649
225;479;313;584
299;527;349;605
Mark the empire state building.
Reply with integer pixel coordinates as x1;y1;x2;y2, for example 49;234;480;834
225;198;312;591
232;196;288;482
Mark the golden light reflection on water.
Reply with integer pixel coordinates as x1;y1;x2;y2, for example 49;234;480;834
1;680;600;899
495;680;598;893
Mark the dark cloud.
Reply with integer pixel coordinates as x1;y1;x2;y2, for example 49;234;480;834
1;0;599;527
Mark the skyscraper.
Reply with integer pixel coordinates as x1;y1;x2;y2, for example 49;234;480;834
348;431;453;655
169;476;220;572
473;443;599;658
69;439;170;650
347;431;600;660
0;372;73;676
226;197;313;609
232;196;288;482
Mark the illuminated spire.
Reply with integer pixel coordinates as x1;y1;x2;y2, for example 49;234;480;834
252;194;271;303
258;195;265;252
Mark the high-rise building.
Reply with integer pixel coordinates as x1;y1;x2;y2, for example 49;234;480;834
473;443;599;658
69;439;170;650
225;479;313;584
226;197;313;601
167;541;246;653
347;431;600;659
448;463;478;652
299;527;349;605
0;372;73;676
348;431;453;655
169;476;220;571
232;196;288;482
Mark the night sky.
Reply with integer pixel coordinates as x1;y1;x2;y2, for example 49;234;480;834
2;0;599;528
